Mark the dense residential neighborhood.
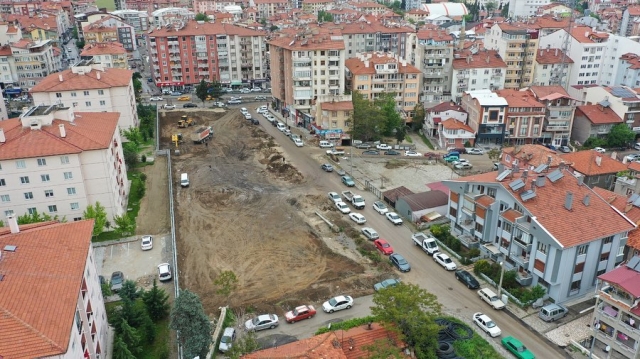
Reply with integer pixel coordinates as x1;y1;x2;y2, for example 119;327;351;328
5;0;640;358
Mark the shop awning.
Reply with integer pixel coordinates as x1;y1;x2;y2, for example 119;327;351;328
231;81;242;86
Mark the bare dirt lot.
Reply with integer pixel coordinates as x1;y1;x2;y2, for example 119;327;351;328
161;110;387;315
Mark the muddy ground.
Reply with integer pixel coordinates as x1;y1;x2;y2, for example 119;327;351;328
161;109;389;315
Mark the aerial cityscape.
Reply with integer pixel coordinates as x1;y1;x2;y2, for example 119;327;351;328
2;0;640;358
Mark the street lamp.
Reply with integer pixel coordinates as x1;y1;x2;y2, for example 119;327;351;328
497;260;505;297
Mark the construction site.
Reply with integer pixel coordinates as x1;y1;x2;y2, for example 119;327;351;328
159;109;391;315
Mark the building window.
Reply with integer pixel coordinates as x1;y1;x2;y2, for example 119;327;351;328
0;179;5;186
70;202;79;210
618;245;625;256
4;210;13;217
60;156;69;164
100;100;106;106
537;242;548;254
0;195;9;202
45;190;54;197
16;160;25;169
73;217;82;221
71;92;77;97
27;207;36;215
37;158;46;166
574;262;584;274
64;172;73;180
603;236;613;244
577;245;588;255
24;192;33;200
55;92;62;98
487;187;497;198
48;205;58;213
85;101;91;106
41;174;50;182
83;91;89;96
67;187;76;195
98;90;104;95
570;280;580;292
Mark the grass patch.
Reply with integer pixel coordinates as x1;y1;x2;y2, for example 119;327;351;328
443;316;505;359
405;134;413;143
315;316;377;335
93;171;146;242
94;0;116;10
140;318;170;359
418;132;435;150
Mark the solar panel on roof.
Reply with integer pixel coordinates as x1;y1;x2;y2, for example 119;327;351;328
633;196;640;207
630;193;640;203
496;169;512;181
547;169;564;183
520;190;537;202
509;179;525;191
611;87;636;98
534;164;548;173
627;256;640;272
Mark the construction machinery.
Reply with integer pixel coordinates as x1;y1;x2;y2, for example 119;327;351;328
171;133;183;147
178;115;194;128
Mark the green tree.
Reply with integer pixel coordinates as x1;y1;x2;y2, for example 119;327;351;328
227;331;260;359
122;143;139;168
371;283;442;358
214;270;238;304
412;104;425;131
375;93;403;136
395;126;406;144
72;27;79;40
142;279;170;322
350;90;385;141
260;18;267;26
170;289;213;359
486;148;501;161
583;136;606;149
607;123;635;148
484;0;497;12
209;80;226;100
112;336;136;359
83;202;107;237
269;25;279;31
118;319;142;357
121;127;143;149
501;3;509;17
195;79;210;105
113;214;135;237
111;298;146;329
17;209;53;224
318;10;334;22
119;280;142;302
75;40;85;49
194;13;210;22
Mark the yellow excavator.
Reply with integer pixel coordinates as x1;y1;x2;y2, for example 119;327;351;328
171;134;183;148
178;115;194;128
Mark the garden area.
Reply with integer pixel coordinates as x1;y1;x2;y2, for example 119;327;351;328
429;224;480;264
473;260;545;306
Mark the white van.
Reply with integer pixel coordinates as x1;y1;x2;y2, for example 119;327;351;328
180;173;189;187
319;140;334;148
276;122;286;132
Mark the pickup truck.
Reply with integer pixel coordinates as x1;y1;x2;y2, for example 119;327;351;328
412;232;439;255
326;147;345;156
342;191;365;209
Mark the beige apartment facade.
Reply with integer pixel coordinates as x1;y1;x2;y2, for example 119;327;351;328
484;23;539;89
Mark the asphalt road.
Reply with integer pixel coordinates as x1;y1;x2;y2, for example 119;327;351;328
248;106;569;358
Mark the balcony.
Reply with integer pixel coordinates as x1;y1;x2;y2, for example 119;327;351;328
511;253;530;268
544;125;569;131
199;71;209;76
512;235;532;251
458;233;480;249
515;272;533;286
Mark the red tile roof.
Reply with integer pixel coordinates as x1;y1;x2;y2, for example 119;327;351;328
148;20;266;37
416;28;454;41
561;150;628;175
535;48;573;64
428;102;466;113
502;144;565;168
495;89;545;108
621;53;640;70
440;118;474;133
598;265;640;298
529;85;571;100
452;50;506;70
502;209;523;222
321;101;354;111
0;220;95;359
627;5;640;16
476;195;495;207
575;105;623;125
569;25;610;43
0;112;119;160
345;52;420;75
451;168;635;248
628;161;640;172
81;41;126;56
591;187;640;251
31;67;132;92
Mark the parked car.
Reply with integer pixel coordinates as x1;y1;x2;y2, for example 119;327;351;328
335;201;351;214
376;144;392;150
177;96;191;101
478;288;506;310
149;96;163;101
634;143;640;151
328;192;341;203
321;163;334;172
341;176;355;187
251;87;262;92
110;271;124;292
284;305;316;323
157;263;172;281
322;295;354;313
374;278;400;291
348;212;366;224
454;162;473;170
361;227;379;240
452;159;470;166
163;104;176;110
250;118;259;125
384;150;401;156
538;303;568;322
501;336;535;359
385;212;403;225
404;151;422;157
245;314;279;331
466;148;484;155
455;270;480;289
213;102;226;108
182;103;197;108
170;91;182;96
244;113;252;120
240;88;251;94
255;95;267;101
389;253;411;272
473;312;501;337
373;201;389;214
374;239;394;255
558;146;571;153
140;235;153;250
218;327;236;353
434;253;457;270
362;150;380;155
593;147;606;153
355;143;371;149
227;99;242;105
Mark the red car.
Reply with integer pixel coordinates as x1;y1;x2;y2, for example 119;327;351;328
374;239;394;255
284;305;316;323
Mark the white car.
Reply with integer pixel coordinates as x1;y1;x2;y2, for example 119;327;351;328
348;213;366;224
336;201;351;214
361;227;379;240
251;87;262;92
404;151;422;157
218;327;236;353
434;253;457;270
283;129;291;136
141;235;153;250
293;138;304;147
243;113;252;120
240;88;251;94
593;147;606;153
149;96;163;101
257;106;268;113
157;263;172;281
328;192;341;203
385;212;403;225
373;201;389;215
322;295;354;313
163;104;176;110
452;158;470;166
244;314;279;331
473;312;501;337
466;148;484;155
376;144;392;150
454;162;473;170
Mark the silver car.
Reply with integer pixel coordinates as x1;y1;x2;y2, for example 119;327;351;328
245;314;279;331
218;327;236;352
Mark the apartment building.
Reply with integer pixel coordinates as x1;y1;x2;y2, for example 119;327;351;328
619;5;640;36
147;21;267;89
495;88;546;145
591;260;640;359
124;0;183;14
582;86;640;133
80;42;128;69
508;0;551;18
0;39;60;90
81;14;137;51
150;8;195;28
193;1;234;13
337;20;414;60
111;9;150;33
302;0;334;14
529;86;576;147
412;27;454;106
6;14;62;46
31;60;138;129
0;22;24;46
0;219;108;359
451;50;507;104
616;53;640;88
0;105;128;222
571;103;623;143
312;95;353;140
424;101;468;138
483;23;539;89
269;29;345;126
345;52;421;122
533;48;573;87
461;89;508;145
252;0;289;19
348;1;388;15
439;118;475;150
443;163;634;304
